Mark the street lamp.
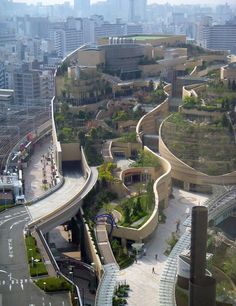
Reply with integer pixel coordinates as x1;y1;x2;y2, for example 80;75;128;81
74;297;79;306
43;281;46;291
69;271;74;296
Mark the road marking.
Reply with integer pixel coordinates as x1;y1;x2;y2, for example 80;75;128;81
8;239;14;258
10;217;30;230
11;280;14;285
2;280;5;285
9;284;12;291
0;270;7;274
25;279;28;283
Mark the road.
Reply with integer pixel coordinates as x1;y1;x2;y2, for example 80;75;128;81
0;206;70;306
28;170;85;221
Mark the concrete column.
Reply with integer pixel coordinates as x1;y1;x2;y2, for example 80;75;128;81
184;181;190;191
121;238;127;248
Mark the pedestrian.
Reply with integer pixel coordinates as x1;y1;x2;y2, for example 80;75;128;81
155;254;158;260
152;267;155;274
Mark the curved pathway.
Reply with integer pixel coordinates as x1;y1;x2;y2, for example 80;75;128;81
117;188;208;306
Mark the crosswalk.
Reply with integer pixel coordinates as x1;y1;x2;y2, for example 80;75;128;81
0;278;32;291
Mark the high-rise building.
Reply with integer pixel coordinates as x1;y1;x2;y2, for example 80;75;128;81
13;65;41;105
129;0;147;22
74;0;90;18
199;23;236;53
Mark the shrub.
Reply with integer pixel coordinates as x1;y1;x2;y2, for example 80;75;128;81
35;277;72;292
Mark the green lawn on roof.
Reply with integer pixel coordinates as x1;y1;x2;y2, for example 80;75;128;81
127;36;167;40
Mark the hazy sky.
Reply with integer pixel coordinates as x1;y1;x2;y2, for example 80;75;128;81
13;0;236;6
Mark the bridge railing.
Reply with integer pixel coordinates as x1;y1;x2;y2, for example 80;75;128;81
36;228;83;306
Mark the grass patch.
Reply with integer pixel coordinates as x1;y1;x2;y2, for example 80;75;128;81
175;286;188;306
25;235;48;277
0;205;15;212
111;239;134;269
35;277;72;292
117;191;154;228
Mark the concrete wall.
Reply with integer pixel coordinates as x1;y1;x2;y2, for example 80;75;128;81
136;85;170;140
81;209;103;280
111;141;142;159
139;63;162;77
112;146;171;242
61;143;81;162
221;64;236;81
77;49;105;67
159;120;236;188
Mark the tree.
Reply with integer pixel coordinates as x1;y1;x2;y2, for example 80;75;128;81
232;80;236;91
148;80;154;92
78;130;86;146
90;127;98;140
123;205;131;224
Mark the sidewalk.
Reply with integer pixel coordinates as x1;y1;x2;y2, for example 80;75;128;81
117;188;208;306
32;230;57;277
24;135;58;201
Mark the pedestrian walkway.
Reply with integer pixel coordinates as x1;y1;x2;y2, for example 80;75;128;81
32;230;57;277
117;188;208;306
24;136;57;201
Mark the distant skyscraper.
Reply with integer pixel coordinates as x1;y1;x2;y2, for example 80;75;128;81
74;0;90;18
128;0;146;22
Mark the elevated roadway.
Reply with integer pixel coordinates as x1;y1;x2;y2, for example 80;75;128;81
27;167;98;233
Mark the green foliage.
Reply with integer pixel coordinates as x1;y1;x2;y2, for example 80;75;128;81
132;151;160;169
139;56;157;65
83;188;117;221
111;239;134;269
56;60;70;76
118;190;154;228
25;235;48;277
84;141;103;166
120;132;137;143
35;277;72;292
223;256;236;281
165;233;178;255
78;130;86;146
175;286;188;306
98;163;117;183
113;110;129;121
163;113;236;175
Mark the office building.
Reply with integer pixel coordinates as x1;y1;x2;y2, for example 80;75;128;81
199;24;236;53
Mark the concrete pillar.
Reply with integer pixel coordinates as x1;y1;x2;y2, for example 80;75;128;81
184;181;190;191
121;238;127;248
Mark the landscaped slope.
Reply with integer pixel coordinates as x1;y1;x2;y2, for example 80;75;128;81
162;113;236;176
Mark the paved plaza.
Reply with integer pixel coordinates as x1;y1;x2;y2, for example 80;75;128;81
117;188;208;306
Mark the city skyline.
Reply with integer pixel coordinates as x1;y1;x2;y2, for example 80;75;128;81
12;0;236;7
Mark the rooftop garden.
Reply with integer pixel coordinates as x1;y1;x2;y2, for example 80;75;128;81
182;95;235;112
162;113;236;175
57;68;112;105
131;150;161;169
134;81;167;105
115;188;154;228
119;132;137;143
